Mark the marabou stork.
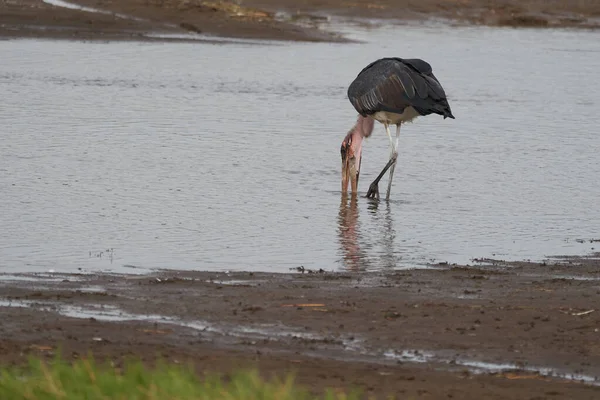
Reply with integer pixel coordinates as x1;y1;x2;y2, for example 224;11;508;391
340;57;455;200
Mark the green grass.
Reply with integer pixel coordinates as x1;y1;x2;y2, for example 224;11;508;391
0;355;366;400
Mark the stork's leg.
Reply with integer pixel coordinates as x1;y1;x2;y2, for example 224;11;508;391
385;124;402;200
366;123;395;199
385;122;394;149
366;152;397;199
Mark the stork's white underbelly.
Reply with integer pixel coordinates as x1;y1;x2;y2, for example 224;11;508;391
372;107;420;125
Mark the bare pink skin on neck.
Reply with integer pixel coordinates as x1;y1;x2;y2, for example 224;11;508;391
357;114;374;138
348;115;374;174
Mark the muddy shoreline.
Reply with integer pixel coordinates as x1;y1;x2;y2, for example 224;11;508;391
1;253;599;398
1;0;600;43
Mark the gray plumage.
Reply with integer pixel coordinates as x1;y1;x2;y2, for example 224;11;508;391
347;57;455;120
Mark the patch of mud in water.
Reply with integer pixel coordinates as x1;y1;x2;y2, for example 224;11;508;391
384;349;600;386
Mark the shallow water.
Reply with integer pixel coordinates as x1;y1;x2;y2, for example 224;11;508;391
1;24;599;274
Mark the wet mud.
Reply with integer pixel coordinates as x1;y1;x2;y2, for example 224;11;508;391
1;0;600;42
1;254;599;398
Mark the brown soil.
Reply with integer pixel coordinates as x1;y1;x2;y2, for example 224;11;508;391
1;0;600;42
1;254;599;399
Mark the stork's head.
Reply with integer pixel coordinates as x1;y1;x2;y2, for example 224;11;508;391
341;115;374;194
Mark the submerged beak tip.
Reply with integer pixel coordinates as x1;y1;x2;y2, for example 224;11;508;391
341;133;361;194
342;154;359;194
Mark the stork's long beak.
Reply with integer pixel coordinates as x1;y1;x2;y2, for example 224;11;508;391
341;134;360;194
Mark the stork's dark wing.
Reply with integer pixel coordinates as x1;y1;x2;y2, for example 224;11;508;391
347;57;454;119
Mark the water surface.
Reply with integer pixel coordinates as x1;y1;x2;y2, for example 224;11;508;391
1;25;599;274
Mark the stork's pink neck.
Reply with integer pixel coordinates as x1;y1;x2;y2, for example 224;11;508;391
348;127;364;163
349;115;373;153
345;115;373;176
356;115;374;139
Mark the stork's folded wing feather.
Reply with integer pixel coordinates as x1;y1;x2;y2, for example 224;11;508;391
347;58;454;119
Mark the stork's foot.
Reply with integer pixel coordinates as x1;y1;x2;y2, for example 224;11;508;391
366;181;380;199
365;152;398;200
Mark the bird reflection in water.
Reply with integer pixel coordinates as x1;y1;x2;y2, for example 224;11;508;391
368;199;400;270
337;193;365;271
337;194;401;271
